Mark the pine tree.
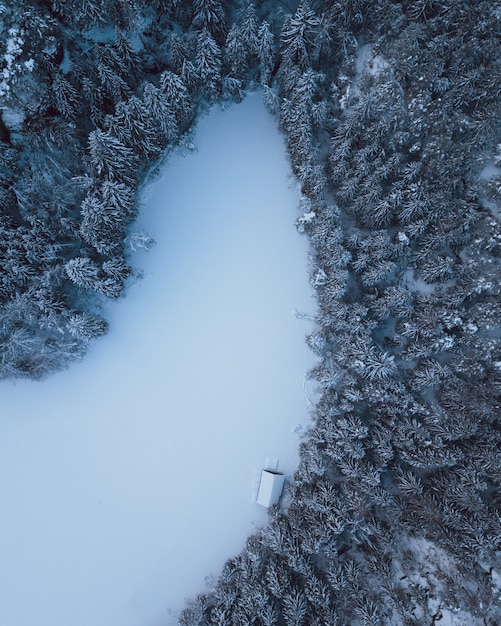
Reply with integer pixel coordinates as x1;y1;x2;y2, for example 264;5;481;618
159;70;194;125
67;312;108;339
82;76;107;125
95;46;133;102
240;4;258;55
169;33;189;74
96;275;123;298
282;588;308;626
180;56;199;92
51;73;80;120
280;1;321;75
223;4;259;83
195;29;222;102
88;128;138;184
80;193;107;230
113;30;141;79
257;21;276;86
143;83;178;144
64;256;100;290
105;98;161;159
79;191;127;255
192;0;226;42
100;179;136;219
102;255;131;282
224;23;247;79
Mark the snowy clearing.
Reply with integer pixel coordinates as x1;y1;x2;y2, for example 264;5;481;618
0;93;316;626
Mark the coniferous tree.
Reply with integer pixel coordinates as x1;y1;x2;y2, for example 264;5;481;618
51;72;81;120
280;1;321;75
195;29;222;102
113;31;142;80
142;83;178;144
159;70;194;126
64;256;101;290
169;33;190;75
257;20;275;86
105;97;162;159
192;0;226;42
95;45;133;102
67;312;108;340
224;23;247;80
88;128;138;184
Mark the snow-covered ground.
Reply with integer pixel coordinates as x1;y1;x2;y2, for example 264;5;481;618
0;93;316;626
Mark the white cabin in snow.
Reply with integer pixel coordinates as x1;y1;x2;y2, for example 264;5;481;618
256;469;285;508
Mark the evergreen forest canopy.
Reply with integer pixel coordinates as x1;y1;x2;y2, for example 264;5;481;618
1;0;500;623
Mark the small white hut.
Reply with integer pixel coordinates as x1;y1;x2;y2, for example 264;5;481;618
256;469;285;508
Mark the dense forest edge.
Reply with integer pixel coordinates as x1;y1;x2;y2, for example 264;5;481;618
1;0;500;623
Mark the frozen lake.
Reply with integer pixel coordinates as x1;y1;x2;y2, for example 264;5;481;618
0;92;316;626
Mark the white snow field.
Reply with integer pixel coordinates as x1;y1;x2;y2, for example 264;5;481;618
0;93;316;626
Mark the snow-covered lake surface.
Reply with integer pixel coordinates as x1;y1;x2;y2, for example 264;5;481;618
0;92;316;626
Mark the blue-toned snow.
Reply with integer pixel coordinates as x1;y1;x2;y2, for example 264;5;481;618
0;93;316;626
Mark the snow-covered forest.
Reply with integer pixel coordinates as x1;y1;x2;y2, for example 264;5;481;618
1;0;500;624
